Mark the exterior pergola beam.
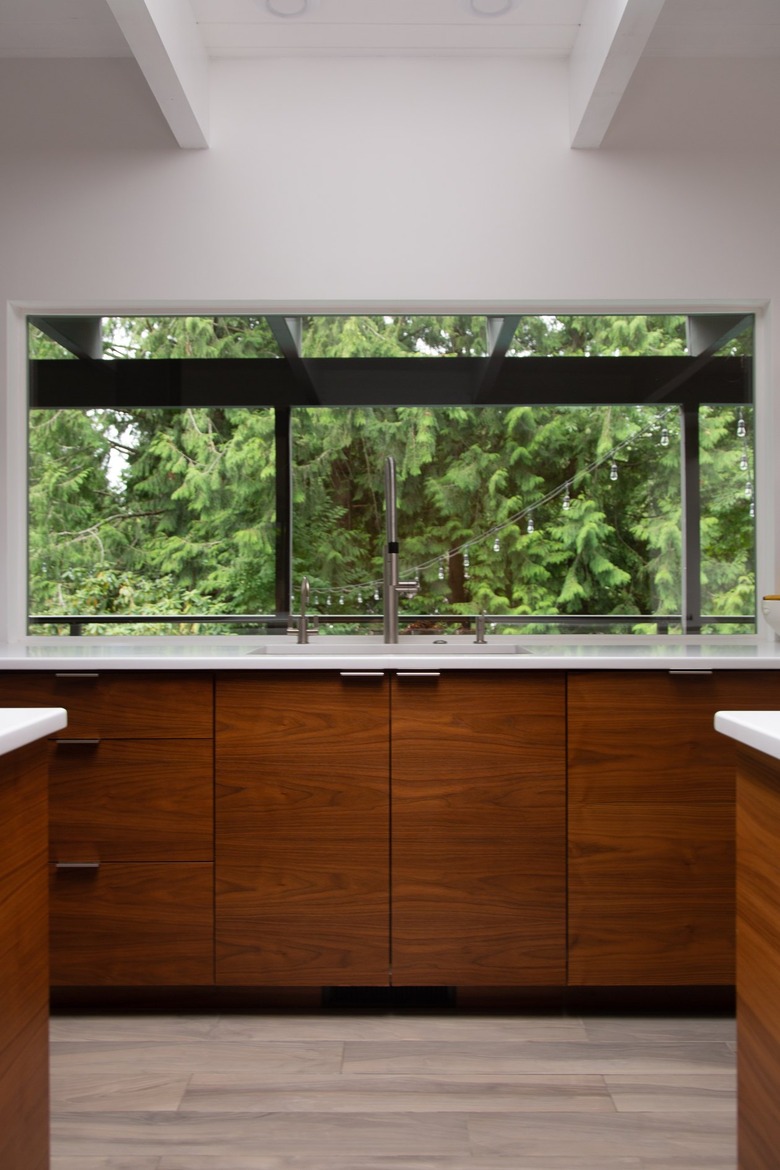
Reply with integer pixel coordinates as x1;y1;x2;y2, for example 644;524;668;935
106;0;209;149
569;0;665;150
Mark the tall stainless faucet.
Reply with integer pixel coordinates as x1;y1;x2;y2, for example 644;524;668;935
383;456;418;643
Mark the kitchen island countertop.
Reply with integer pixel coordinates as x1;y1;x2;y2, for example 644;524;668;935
0;707;67;755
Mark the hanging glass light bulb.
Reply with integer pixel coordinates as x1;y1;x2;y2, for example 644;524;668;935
562;483;571;510
527;513;534;534
373;589;380;602
610;461;618;482
357;592;363;605
750;500;756;518
737;413;747;439
740;450;749;473
745;480;753;499
338;594;345;606
493;535;501;553
660;426;670;448
314;592;320;606
326;593;332;606
438;556;446;580
463;548;470;579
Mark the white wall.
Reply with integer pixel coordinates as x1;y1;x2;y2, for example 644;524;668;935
2;53;779;640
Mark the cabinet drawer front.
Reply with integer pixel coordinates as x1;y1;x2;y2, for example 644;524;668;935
49;740;214;862
568;670;780;804
50;862;214;986
0;672;213;739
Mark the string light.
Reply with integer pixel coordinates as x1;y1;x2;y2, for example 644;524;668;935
737;412;747;439
527;513;534;534
562;483;571;511
493;535;501;552
610;461;618;482
660;426;670;447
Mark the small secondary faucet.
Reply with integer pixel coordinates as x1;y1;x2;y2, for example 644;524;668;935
383;456;418;644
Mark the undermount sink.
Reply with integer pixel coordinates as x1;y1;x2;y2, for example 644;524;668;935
246;639;532;656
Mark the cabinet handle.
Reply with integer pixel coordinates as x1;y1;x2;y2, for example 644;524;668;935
54;862;101;870
396;671;441;679
53;738;101;746
339;671;385;678
668;670;714;675
54;672;99;680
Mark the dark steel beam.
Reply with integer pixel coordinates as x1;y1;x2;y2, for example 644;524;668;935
274;406;293;625
686;314;752;357
647;314;753;404
29;354;753;409
681;405;702;634
266;316;320;405
473;316;521;403
29;316;103;360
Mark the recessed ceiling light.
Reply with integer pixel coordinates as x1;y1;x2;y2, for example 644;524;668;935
469;0;514;15
265;0;309;17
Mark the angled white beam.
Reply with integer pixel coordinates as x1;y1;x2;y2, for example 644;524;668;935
106;0;209;149
569;0;665;150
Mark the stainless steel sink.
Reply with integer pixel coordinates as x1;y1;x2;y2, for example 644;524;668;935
246;639;532;656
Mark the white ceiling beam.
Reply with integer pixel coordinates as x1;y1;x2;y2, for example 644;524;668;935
569;0;665;150
106;0;209;149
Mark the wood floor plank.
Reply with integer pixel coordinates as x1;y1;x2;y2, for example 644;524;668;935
206;1013;588;1042
180;1072;614;1113
466;1110;736;1160
340;1040;735;1076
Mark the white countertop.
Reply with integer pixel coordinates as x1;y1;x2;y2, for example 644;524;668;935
715;710;780;761
0;635;779;670
0;707;67;757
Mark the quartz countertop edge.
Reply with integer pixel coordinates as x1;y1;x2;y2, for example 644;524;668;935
715;710;780;761
1;638;780;670
0;707;67;757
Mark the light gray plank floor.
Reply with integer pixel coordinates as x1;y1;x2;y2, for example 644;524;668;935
50;1010;736;1170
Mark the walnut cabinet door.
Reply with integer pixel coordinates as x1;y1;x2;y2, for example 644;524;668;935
391;671;567;987
216;672;391;985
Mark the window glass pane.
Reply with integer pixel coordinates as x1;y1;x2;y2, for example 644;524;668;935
699;405;755;629
300;315;488;357
29;407;276;634
101;316;282;359
292;405;684;634
507;315;688;357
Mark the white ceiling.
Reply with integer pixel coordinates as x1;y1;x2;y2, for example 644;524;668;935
3;0;779;61
1;1;778;149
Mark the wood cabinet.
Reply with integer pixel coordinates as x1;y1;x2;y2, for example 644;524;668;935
216;671;390;985
391;671;566;986
0;739;50;1170
734;743;780;1170
567;670;780;986
0;672;215;986
1;663;776;992
216;670;566;988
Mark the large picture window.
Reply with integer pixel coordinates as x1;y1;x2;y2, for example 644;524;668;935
27;313;755;636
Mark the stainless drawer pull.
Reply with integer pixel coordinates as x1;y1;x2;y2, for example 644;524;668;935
397;671;441;678
53;738;100;746
55;862;101;870
54;672;99;679
668;669;714;675
339;671;385;678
